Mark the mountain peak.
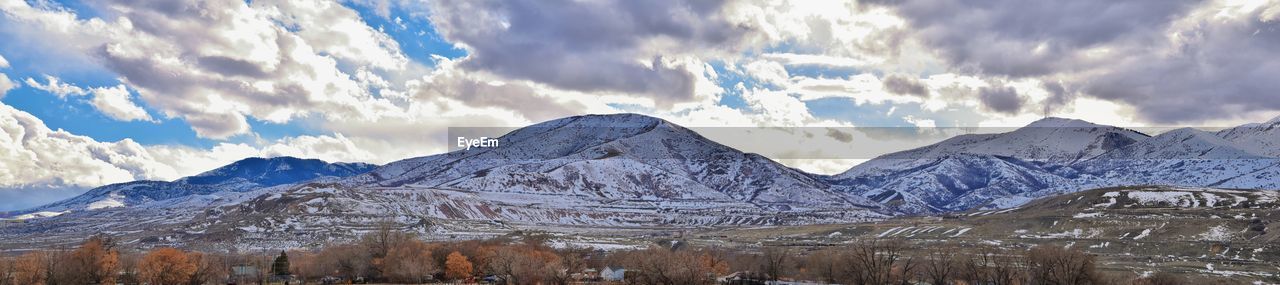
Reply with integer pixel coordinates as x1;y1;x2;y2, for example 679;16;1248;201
536;113;668;129
184;156;377;186
1024;117;1100;128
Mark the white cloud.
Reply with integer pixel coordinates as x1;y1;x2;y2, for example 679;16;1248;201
0;54;9;68
24;75;153;122
0;99;397;209
87;85;153;122
0;102;175;189
0;73;16;98
0;0;412;138
25;75;85;98
742;60;790;86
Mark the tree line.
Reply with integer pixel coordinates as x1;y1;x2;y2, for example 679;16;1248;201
0;229;1216;285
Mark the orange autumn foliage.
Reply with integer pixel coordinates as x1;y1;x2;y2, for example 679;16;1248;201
138;248;196;285
445;251;473;280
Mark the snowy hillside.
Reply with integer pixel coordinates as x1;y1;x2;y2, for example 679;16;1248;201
1215;116;1280;157
1070;128;1279;189
829;117;1150;212
830;117;1278;213
5;113;1280;248
348;114;878;210
835;117;1147;178
16;157;376;214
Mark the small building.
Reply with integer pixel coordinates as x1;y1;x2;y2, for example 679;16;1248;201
601;266;627;281
228;265;261;284
231;265;259;278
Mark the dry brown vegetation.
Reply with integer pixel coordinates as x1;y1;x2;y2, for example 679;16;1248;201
0;229;1235;285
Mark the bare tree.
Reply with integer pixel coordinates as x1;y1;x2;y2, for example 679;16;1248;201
959;246;1023;285
1024;246;1103;285
841;240;916;285
921;249;957;285
804;248;842;283
384;239;439;284
759;247;791;282
319;243;373;281
620;247;715;285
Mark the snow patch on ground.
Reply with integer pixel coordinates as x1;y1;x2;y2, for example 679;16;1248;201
1127;191;1196;207
1073;212;1102;218
87;193;126;210
1199;225;1233;241
10;211;68;220
1132;229;1151;240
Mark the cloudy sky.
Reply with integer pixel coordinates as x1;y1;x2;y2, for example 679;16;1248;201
1;0;1278;210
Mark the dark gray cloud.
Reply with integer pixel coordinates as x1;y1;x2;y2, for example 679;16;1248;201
825;128;853;143
428;0;753;105
878;0;1280;123
1040;81;1071;116
978;85;1023;114
414;69;586;122
882;73;929;97
1082;12;1280;123
887;0;1200;77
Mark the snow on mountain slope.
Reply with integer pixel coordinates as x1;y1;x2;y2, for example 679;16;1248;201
1215;115;1280;157
7;113;1280;248
350;114;877;210
836;117;1147;178
181;157;377;186
834;154;1076;212
829;117;1147;212
1071;128;1280;188
20;157;377;214
1;115;891;249
831;117;1280;213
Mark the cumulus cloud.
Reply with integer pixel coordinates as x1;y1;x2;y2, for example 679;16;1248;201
877;0;1280;123
0;99;390;209
977;84;1024;114
881;73;929;97
427;0;756;106
1040;80;1072;115
0;0;410;138
743;60;790;86
406;57;587;122
25;75;153;122
1081;0;1280;123
24;75;85;98
87;85;154;122
0;73;15;98
886;0;1198;76
0;102;177;190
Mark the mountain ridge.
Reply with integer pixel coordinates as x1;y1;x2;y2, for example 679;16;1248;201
14;156;377;215
4;113;1279;249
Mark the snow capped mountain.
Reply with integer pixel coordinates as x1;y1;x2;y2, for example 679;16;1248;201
1215;115;1280;157
5;113;1280;248
829;117;1149;212
837;117;1147;176
1071;127;1279;189
833;154;1078;212
19;157;377;214
347;114;876;210
840;118;1279;213
183;157;378;186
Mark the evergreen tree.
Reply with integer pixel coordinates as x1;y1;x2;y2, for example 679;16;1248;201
271;251;291;276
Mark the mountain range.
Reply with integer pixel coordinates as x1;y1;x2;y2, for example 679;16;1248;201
1;114;1277;248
